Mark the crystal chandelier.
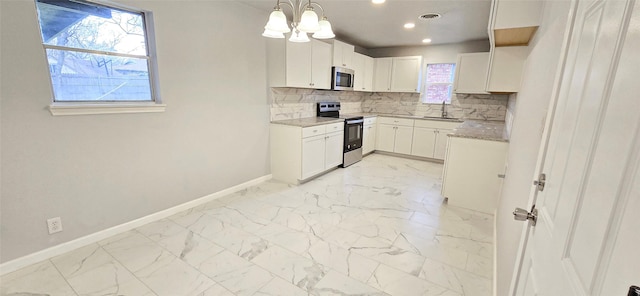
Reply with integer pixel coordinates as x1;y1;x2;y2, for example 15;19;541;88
262;0;335;42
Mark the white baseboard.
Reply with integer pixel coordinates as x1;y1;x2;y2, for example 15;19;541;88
493;210;498;296
0;174;272;276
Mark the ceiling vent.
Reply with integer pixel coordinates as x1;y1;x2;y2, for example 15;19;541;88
419;13;442;21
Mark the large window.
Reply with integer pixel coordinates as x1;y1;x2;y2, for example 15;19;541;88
35;0;160;106
422;63;456;104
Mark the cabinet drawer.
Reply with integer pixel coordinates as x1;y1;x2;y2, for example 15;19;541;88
325;122;344;133
302;125;326;138
414;119;462;130
378;117;414;127
364;117;377;126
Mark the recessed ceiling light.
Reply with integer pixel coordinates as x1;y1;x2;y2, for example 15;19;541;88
372;0;385;4
404;23;415;29
422;38;432;43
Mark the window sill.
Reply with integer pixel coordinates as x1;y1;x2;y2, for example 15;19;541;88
49;103;166;116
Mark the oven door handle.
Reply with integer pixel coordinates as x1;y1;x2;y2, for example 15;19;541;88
346;119;364;124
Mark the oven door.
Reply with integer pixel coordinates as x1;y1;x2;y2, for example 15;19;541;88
344;118;363;151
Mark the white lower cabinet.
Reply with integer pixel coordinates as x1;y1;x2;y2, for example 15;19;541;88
301;134;327;179
271;122;344;184
324;131;344;168
434;129;454;159
362;117;377;155
410;120;461;160
411;127;437;158
376;117;414;154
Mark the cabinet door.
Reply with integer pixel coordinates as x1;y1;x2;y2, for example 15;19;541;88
301;134;326;179
411;127;437;158
433;129;453;160
390;56;422;92
486;46;528;93
286;41;312;88
352;53;365;91
324;131;344;168
394;125;414;155
363;124;376;154
373;58;392;92
332;40;354;68
454;53;490;94
363;56;374;91
376;124;396;152
311;39;332;90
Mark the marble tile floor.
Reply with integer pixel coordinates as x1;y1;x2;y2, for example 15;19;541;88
0;154;494;296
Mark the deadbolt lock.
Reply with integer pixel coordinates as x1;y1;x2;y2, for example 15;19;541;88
533;173;546;191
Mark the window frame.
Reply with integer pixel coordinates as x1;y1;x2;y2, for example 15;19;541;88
421;63;456;105
35;0;165;115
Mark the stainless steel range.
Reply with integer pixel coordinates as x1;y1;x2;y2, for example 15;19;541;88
317;102;363;167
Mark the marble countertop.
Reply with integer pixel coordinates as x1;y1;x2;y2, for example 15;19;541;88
344;113;464;122
271;113;464;127
270;117;344;127
448;120;509;142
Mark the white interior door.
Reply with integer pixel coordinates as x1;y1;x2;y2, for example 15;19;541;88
512;0;640;295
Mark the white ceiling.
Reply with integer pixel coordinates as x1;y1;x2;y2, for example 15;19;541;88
239;0;492;49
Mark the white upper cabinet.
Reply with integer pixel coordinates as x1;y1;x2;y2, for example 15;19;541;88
373;58;393;92
486;46;528;93
453;52;490;94
332;40;355;68
363;56;374;91
353;52;374;92
483;0;542;93
311;40;332;90
391;56;422;93
352;53;365;91
374;56;422;93
266;38;332;90
490;0;543;46
285;41;312;88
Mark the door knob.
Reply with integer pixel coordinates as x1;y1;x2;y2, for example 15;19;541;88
513;205;538;226
629;286;640;296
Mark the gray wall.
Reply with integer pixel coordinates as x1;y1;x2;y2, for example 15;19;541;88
495;1;572;295
367;39;490;63
0;0;270;263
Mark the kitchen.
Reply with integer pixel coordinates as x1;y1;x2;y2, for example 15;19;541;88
1;0;639;295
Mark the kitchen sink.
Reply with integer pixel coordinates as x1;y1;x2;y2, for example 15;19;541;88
423;116;462;122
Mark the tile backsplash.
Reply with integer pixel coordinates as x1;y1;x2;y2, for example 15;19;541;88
270;87;508;121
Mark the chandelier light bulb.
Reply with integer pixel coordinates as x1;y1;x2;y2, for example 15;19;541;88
261;0;334;41
312;17;335;39
297;7;321;33
264;9;291;33
262;28;285;38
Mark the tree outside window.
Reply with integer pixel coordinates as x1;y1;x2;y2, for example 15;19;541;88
35;0;158;102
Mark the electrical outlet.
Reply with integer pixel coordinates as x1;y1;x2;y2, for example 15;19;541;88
47;217;63;234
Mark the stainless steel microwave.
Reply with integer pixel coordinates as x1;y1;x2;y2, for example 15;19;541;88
332;66;354;91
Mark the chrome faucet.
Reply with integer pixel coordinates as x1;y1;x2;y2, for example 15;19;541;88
441;101;448;118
